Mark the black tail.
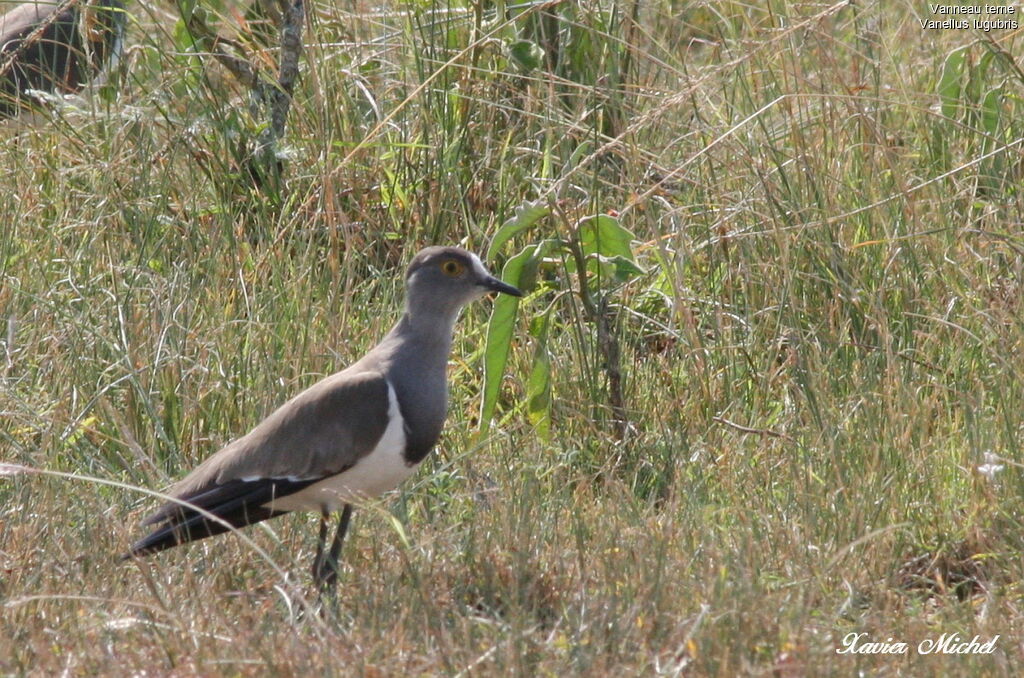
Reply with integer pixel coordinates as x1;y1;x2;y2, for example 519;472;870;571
123;506;287;558
123;477;319;559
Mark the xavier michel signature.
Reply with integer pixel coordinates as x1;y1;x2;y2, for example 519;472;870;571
837;632;999;655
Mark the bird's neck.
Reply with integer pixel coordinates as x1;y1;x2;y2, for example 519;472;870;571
399;293;463;342
391;307;459;354
353;300;462;380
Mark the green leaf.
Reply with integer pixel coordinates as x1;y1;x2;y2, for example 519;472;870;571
604;254;645;282
487;201;551;260
938;46;967;120
480;247;530;433
981;87;1002;136
977;49;996;84
508;39;544;72
480;237;569;433
526;315;552;441
172;18;197;54
170;16;206;91
567;140;594;171
577;214;636;260
567;215;643;285
516;238;565;293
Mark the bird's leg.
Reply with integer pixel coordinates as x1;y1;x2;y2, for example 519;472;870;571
313;504;353;591
311;510;330;584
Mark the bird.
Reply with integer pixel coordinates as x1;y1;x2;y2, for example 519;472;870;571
0;0;125;119
125;246;523;591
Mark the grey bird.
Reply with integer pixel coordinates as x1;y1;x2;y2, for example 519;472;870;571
125;246;522;589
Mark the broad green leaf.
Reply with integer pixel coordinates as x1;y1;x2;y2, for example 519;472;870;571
938;46;967;120
981;87;1002;136
175;0;200;22
568;215;643;287
508;39;544;72
479;247;531;432
578;254;644;288
517;238;565;292
481;238;568;434
578;214;636;260
567;140;593;171
526;314;552;441
172;18;197;54
604;254;645;281
965;59;983;108
977;49;997;84
170;16;205;91
487;202;551;259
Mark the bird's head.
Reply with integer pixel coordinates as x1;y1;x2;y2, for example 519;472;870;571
405;246;522;315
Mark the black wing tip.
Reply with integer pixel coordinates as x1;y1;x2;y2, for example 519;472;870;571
123;523;181;559
122;476;317;560
139;512;166;528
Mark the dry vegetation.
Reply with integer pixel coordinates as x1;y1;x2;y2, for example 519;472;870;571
2;0;1024;674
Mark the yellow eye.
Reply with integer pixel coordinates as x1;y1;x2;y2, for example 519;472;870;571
441;260;464;277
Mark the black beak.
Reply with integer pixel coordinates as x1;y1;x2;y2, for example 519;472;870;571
481;275;523;297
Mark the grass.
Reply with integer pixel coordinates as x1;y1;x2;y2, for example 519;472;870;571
2;0;1023;674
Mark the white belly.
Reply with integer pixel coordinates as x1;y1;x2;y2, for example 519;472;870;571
263;381;415;513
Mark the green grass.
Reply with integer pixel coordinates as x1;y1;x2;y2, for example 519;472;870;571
2;0;1024;674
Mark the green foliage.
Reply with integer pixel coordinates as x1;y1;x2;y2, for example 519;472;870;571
507;39;543;73
479;244;531;432
487;202;551;260
481;211;642;440
525;312;552;440
569;215;644;285
931;41;1023;194
938;46;968;120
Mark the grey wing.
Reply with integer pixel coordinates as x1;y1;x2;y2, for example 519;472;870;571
215;368;394;482
126;370;391;555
